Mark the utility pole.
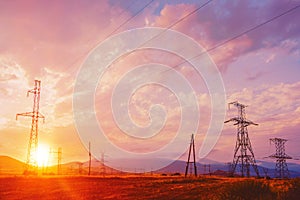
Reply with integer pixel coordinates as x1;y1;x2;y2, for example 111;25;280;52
58;147;62;175
101;152;106;176
185;134;197;177
88;142;91;176
16;80;44;175
269;138;292;178
224;101;259;177
78;162;83;175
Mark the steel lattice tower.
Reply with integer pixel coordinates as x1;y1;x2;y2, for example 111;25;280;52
269;138;292;179
16;80;44;175
49;147;62;175
224;101;260;177
185;134;197;177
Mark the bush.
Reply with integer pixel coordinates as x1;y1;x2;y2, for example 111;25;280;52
220;180;276;200
283;178;300;200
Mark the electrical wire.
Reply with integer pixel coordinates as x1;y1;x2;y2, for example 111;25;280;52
93;3;300;115
162;3;300;72
59;0;154;75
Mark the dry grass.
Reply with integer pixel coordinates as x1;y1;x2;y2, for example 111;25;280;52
0;176;299;200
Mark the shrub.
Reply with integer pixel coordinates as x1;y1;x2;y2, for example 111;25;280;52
220;180;276;200
283;178;300;200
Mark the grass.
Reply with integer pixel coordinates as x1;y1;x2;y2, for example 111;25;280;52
220;178;300;200
0;176;299;200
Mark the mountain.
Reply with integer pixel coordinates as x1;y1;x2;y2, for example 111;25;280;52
0;155;24;174
156;158;300;178
1;155;300;177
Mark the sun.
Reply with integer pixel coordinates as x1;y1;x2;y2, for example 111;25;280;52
36;144;50;167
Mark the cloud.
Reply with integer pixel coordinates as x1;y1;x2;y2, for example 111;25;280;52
265;54;276;63
0;0;133;78
227;81;300;135
246;70;268;81
147;1;300;71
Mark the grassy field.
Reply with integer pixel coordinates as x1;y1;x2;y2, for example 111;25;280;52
0;176;299;200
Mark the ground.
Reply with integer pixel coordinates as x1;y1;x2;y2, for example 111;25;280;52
0;176;299;200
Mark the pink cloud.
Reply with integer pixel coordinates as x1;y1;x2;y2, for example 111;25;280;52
146;1;300;71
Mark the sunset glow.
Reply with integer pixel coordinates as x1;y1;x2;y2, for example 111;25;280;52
36;144;50;167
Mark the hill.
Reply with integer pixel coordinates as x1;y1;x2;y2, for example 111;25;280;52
1;155;300;177
0;155;24;175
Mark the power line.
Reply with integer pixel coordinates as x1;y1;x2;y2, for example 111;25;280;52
62;0;211;77
138;0;214;48
68;2;300;148
164;3;300;72
59;0;153;75
109;0;154;36
94;3;300;109
91;0;214;106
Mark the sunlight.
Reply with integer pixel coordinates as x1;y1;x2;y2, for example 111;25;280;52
36;144;50;167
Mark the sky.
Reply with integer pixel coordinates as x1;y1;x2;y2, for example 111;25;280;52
0;0;300;171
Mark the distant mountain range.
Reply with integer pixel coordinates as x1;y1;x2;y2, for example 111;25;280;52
157;158;300;178
1;155;300;178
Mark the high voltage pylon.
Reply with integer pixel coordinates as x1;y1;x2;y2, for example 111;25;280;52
269;138;292;179
185;134;197;177
224;101;260;177
16;80;45;175
49;147;62;175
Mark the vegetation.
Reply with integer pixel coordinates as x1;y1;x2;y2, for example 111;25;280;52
220;178;300;200
0;176;299;200
220;180;276;200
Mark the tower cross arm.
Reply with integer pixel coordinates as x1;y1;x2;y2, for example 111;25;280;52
225;117;253;124
224;117;239;123
16;112;45;122
16;112;34;120
269;154;292;159
245;120;258;126
38;113;45;122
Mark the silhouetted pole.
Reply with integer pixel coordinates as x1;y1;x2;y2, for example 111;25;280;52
57;147;62;175
88;142;91;176
185;134;197;177
101;152;106;176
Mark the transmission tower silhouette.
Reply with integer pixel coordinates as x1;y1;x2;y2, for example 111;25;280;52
49;147;62;175
269;138;292;178
185;134;197;177
224;101;260;177
16;80;45;175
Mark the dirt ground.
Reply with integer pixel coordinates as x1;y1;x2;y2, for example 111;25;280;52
0;176;297;200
